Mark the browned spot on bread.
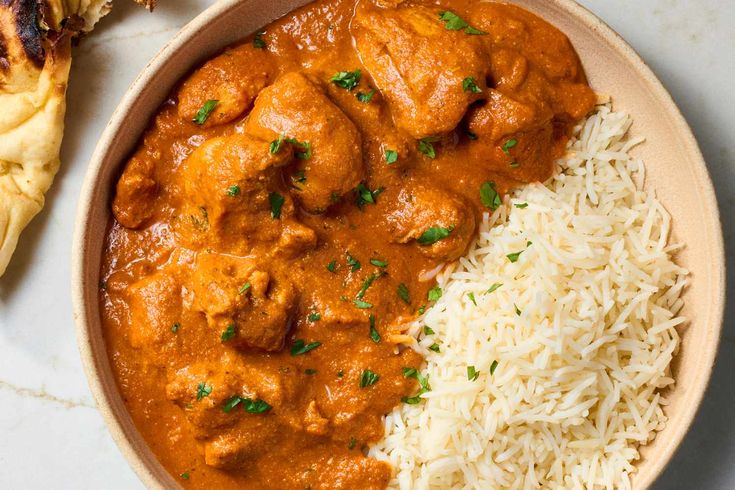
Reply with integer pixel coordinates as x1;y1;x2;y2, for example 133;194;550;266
0;33;8;71
9;0;45;68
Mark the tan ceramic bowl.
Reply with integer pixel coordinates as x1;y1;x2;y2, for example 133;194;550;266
72;0;725;488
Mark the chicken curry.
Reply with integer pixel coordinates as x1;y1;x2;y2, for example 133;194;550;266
100;0;595;487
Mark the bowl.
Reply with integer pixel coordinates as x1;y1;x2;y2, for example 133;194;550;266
71;0;725;488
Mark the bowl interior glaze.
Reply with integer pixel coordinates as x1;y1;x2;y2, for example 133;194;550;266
72;1;725;488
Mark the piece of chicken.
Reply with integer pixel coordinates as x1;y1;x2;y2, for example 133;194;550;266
127;268;183;349
177;44;276;127
382;182;475;262
244;72;364;213
352;2;488;139
188;253;298;351
178;132;317;256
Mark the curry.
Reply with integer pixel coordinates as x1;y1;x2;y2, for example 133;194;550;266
100;0;595;487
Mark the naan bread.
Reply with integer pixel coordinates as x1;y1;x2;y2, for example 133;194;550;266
0;0;112;276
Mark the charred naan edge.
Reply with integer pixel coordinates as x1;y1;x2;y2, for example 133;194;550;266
0;0;111;276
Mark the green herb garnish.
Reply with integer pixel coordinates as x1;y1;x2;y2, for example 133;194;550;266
462;76;482;93
515;202;528;209
369;315;381;343
423;326;435;335
417;225;454;245
397;283;411;304
192;99;219;125
438;11;487;35
348;437;357;449
480;181;502;210
501;138;518;155
196;383;212;401
429;343;441;353
486;283;503;294
171;323;180;333
418;137;440;159
253;31;267;49
226;185;241;197
490;360;499;375
291;339;322;356
238;282;251;295
355;183;383;208
308;312;321;322
467;292;477;306
330;69;362;91
370;258;388;268
353;299;373;309
269;192;285;219
326;260;337;273
385;149;399;164
467;366;480;381
346;252;361;272
360;369;380;388
428;286;442;302
221;324;236;342
356;89;375;103
514;304;522;316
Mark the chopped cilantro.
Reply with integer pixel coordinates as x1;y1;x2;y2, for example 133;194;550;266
196;382;212;401
428;286;442;302
253;31;267;49
226;185;241;197
330;69;362;91
360;369;380;388
326;260;337;273
467;291;477;306
385;149;399;164
346;252;361;272
501;138;518;155
490;360;499;375
369;315;381;343
486;283;503;294
418;137;440;159
290;339;322;356
462;76;482;93
308;312;321;322
356;89;375;103
192;99;218;125
417;225;454;245
269;192;285;219
467;366;480;381
438;11;487;35
220;324;236;342
397;283;411;304
370;258;388;268
353;299;373;309
480;181;502;210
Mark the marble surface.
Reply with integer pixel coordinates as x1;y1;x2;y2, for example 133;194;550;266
0;0;733;488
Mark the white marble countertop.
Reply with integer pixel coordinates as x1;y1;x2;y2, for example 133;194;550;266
0;0;733;488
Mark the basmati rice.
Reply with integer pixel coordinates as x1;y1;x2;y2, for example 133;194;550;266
371;104;688;490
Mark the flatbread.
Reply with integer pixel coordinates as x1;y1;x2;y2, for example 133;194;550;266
0;0;111;277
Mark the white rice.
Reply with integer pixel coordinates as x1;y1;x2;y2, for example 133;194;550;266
371;104;688;489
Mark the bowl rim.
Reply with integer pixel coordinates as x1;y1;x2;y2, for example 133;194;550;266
71;0;725;488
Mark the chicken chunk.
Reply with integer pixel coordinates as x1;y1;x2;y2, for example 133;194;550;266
177;44;276;127
244;72;364;213
112;153;157;229
352;3;488;138
188;253;298;351
127;269;182;349
382;182;475;262
179;132;317;256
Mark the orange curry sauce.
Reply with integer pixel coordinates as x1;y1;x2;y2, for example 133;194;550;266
100;0;595;488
